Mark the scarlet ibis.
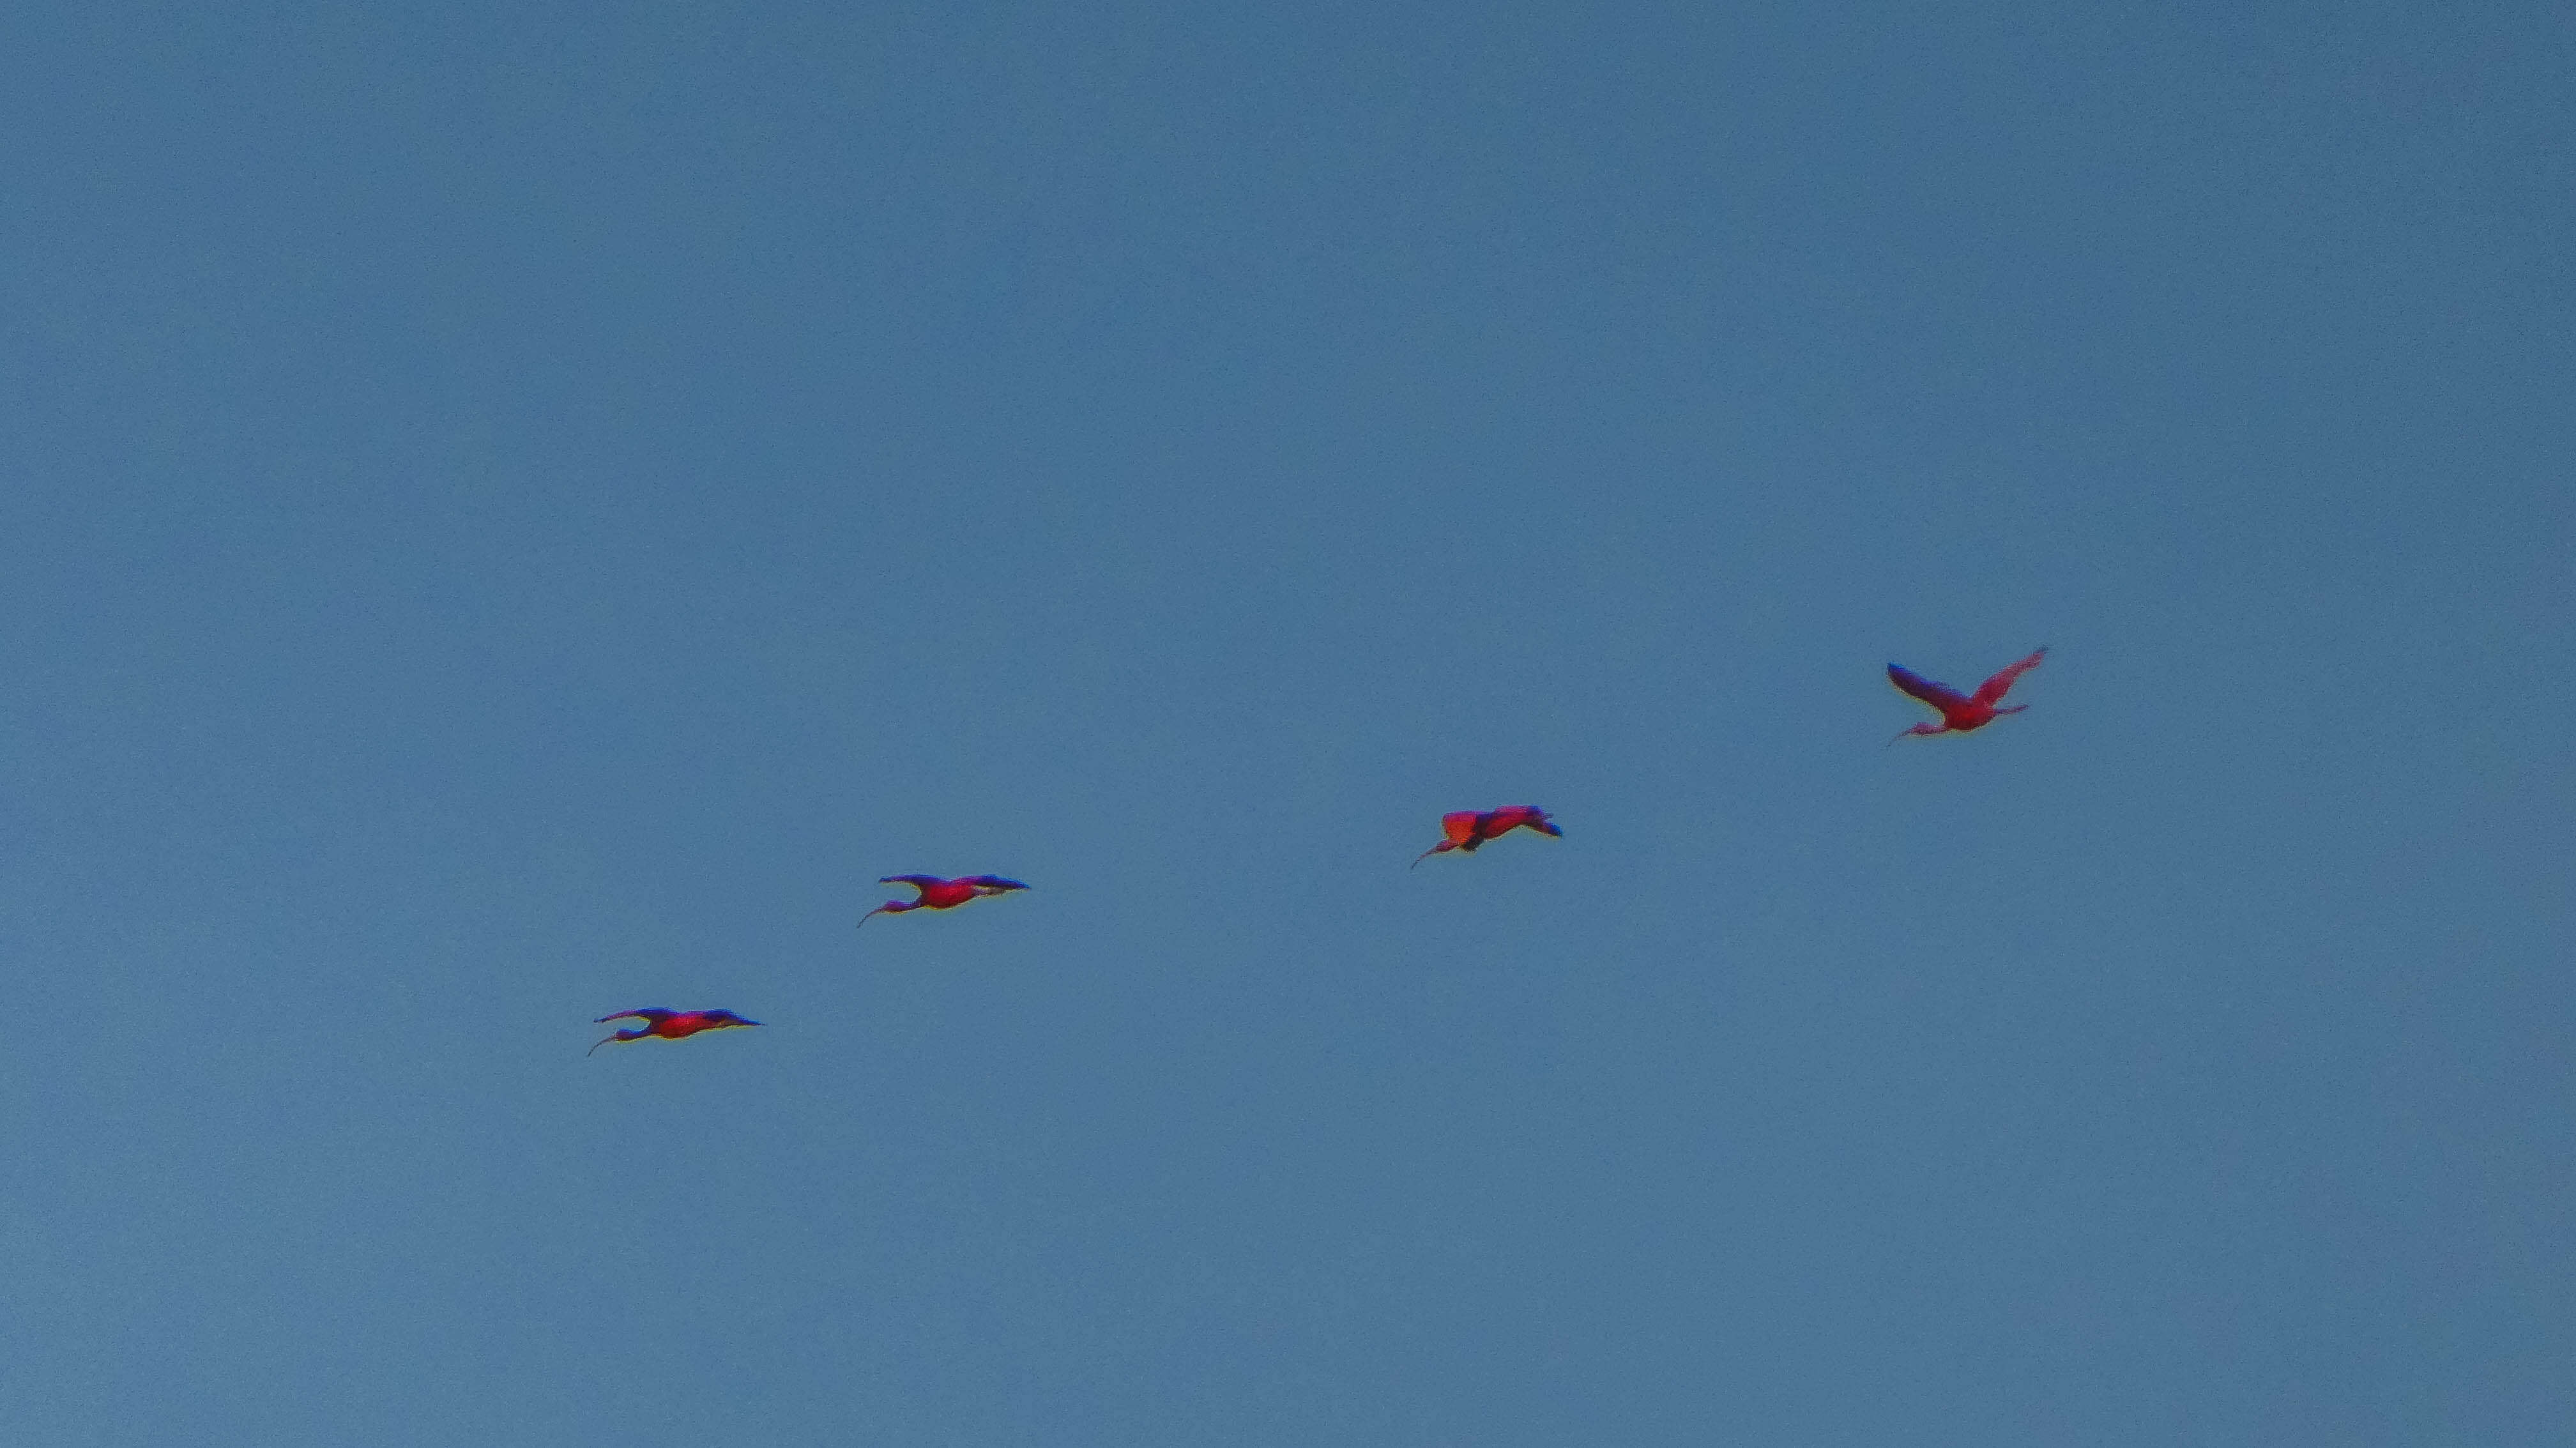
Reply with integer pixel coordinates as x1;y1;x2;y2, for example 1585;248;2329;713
858;874;1030;928
1887;647;2047;743
1412;806;1563;867
589;1009;760;1056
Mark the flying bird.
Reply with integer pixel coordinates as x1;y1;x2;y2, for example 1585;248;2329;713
859;874;1030;927
1412;806;1563;867
1887;647;2048;743
589;1009;760;1056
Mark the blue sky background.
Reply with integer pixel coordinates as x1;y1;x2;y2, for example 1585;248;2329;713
3;3;2570;1443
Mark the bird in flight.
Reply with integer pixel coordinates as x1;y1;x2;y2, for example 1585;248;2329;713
1413;806;1564;867
589;1009;761;1056
859;874;1031;927
1887;647;2048;743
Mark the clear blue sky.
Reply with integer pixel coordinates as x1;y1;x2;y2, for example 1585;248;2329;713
3;3;2570;1443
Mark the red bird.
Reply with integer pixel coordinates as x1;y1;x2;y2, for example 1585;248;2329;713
589;1009;760;1056
1887;647;2047;743
858;874;1030;928
1412;806;1564;867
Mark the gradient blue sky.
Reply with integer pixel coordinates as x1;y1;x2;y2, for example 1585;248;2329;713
3;3;2571;1444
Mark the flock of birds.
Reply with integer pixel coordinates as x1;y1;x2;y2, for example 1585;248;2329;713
586;646;2052;1056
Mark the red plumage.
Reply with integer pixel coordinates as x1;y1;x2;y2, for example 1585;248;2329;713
860;874;1031;927
590;1009;760;1055
1888;647;2046;743
1414;806;1564;867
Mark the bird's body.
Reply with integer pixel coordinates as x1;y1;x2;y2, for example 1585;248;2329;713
1413;805;1563;867
1887;647;2047;743
860;874;1030;927
589;1009;759;1056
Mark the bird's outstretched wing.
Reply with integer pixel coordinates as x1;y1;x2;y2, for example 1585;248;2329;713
1972;647;2047;705
1497;807;1562;837
1887;664;1969;712
881;874;944;890
1440;811;1482;845
596;1009;674;1025
963;876;1028;892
